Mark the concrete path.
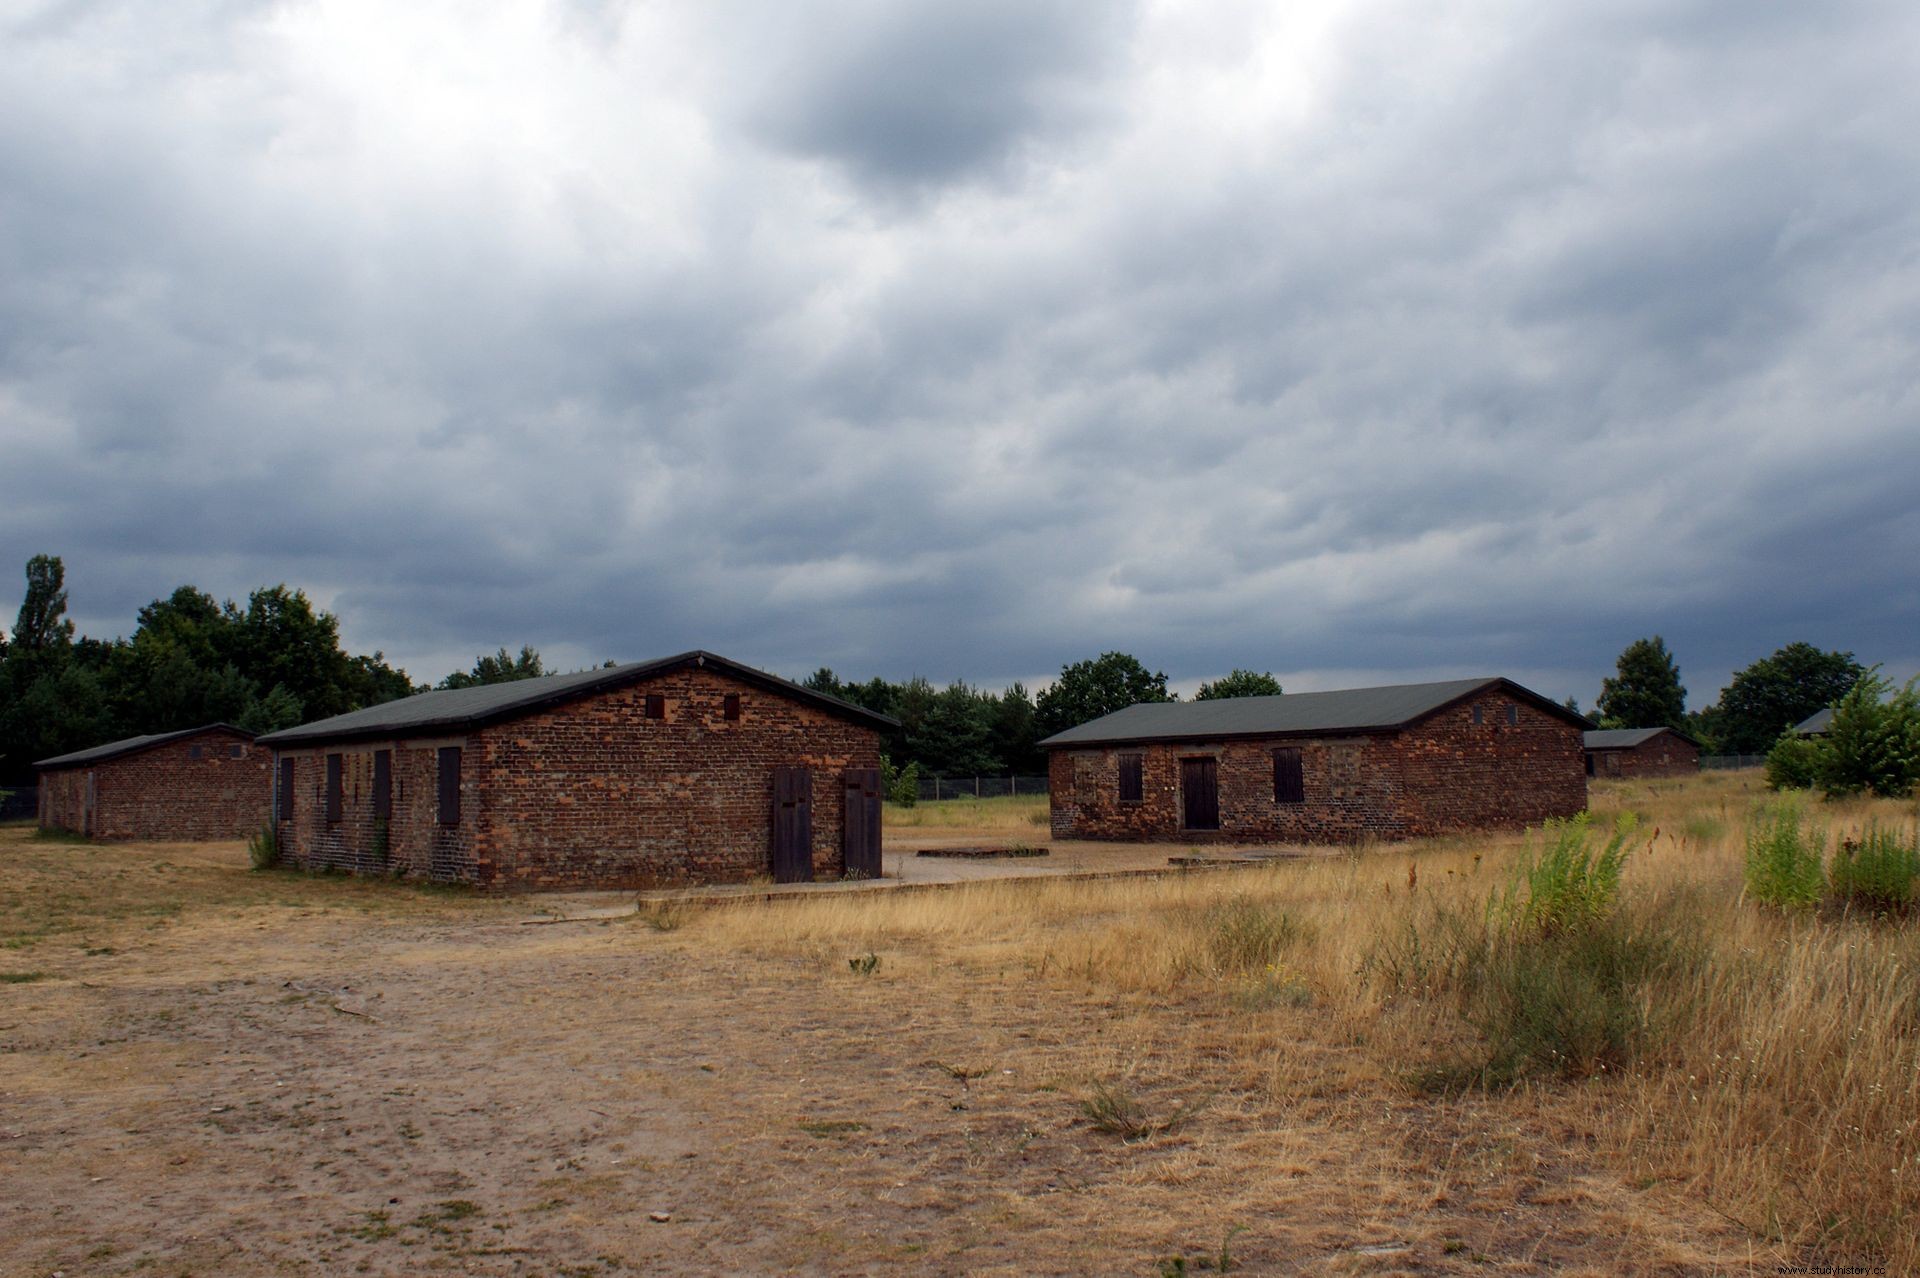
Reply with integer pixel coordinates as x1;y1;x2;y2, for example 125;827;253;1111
524;838;1332;922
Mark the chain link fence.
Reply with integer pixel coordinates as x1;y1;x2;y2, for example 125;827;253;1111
913;776;1049;802
0;785;39;822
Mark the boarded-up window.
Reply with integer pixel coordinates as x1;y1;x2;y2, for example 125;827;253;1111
372;749;392;820
1117;753;1144;803
645;694;665;720
277;758;294;821
325;754;343;823
723;693;741;721
1272;748;1304;804
437;747;462;825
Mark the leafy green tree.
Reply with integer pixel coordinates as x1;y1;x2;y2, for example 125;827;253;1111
1818;668;1920;798
239;683;305;734
345;652;418;707
228;586;356;720
917;681;999;776
1035;652;1174;737
1595;636;1687;730
991;682;1041;774
801;667;843;696
1195;669;1283;700
7;664;116;767
1712;642;1866;755
441;646;545;689
12;554;75;657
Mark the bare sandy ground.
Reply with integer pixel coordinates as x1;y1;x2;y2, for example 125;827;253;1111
0;829;1756;1276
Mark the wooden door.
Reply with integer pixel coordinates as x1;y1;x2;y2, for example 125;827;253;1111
772;766;814;883
1181;757;1219;831
842;768;882;879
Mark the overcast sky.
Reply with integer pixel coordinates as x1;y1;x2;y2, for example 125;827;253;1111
2;0;1916;707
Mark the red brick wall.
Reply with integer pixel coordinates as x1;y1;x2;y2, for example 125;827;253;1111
37;729;270;841
274;738;474;881
1050;690;1587;843
1394;693;1589;834
1588;735;1700;779
274;667;882;891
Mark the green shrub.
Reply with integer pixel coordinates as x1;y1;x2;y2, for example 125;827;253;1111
1466;902;1695;1085
1744;804;1826;911
880;756;921;807
1370;824;1695;1087
1819;668;1920;799
247;823;281;871
1502;812;1634;937
1203;894;1308;974
1372;892;1694;1087
1764;734;1826;791
1828;825;1920;915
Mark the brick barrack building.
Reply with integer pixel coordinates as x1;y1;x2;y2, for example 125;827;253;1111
37;724;271;841
1581;727;1701;779
1042;678;1589;843
257;651;896;891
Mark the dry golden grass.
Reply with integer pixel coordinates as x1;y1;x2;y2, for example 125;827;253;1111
3;774;1914;1274
693;771;1920;1268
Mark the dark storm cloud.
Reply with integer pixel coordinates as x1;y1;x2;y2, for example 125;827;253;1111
2;0;1917;703
733;0;1136;192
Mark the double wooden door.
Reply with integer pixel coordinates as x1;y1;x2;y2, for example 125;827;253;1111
772;766;885;883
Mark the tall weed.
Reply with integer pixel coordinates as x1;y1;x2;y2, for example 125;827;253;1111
1827;824;1919;915
1744;805;1825;911
1502;812;1635;936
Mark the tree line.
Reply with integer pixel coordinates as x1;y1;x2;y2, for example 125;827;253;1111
6;550;1898;789
0;555;420;784
1586;634;1881;755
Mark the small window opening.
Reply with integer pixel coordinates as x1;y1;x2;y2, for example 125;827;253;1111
1472;704;1484;726
1273;748;1305;804
1117;753;1144;803
229;744;245;759
645;693;666;720
723;693;741;721
189;744;204;760
1506;704;1519;726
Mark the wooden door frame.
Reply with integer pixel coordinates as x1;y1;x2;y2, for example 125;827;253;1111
1179;754;1220;832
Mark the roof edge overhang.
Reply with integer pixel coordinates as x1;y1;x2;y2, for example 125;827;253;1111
34;723;258;771
1041;723;1406;751
257;650;899;749
1039;677;1593;751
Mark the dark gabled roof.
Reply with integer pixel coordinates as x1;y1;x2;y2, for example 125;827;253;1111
1792;707;1835;736
36;723;255;770
1583;726;1700;750
1039;677;1588;749
256;650;898;747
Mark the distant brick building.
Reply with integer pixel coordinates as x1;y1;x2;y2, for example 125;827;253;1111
1582;727;1700;779
37;724;270;841
1042;678;1588;844
257;651;895;891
